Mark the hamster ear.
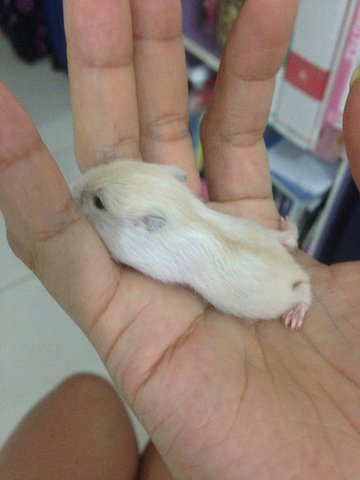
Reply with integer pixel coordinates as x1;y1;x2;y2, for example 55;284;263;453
140;214;167;232
168;166;188;184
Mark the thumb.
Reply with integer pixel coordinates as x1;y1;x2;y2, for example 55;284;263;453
0;82;120;329
343;71;360;190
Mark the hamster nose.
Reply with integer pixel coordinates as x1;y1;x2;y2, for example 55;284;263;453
70;181;84;209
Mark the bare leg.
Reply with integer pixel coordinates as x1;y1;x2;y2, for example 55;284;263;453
137;442;173;480
0;374;138;480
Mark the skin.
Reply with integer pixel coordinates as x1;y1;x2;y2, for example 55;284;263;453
0;375;139;479
0;0;360;478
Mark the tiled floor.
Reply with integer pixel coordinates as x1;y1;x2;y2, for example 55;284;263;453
0;35;148;449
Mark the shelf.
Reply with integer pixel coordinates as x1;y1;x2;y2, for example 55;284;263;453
182;0;222;71
183;35;220;71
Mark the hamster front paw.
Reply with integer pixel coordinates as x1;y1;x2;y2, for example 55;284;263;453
278;216;299;251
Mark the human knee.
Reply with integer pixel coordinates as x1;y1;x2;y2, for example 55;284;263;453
53;373;115;403
51;373;134;436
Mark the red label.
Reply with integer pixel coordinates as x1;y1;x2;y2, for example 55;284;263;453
285;52;329;101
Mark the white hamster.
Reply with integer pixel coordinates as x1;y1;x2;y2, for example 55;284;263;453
71;159;311;329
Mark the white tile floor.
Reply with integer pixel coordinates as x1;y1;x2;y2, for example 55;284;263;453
0;35;148;449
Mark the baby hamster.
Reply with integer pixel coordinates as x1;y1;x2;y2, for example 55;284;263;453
71;159;311;329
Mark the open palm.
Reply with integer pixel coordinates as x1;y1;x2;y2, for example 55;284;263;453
0;1;359;478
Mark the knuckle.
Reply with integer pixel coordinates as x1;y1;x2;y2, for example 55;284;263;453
33;196;83;244
0;135;43;174
142;113;190;144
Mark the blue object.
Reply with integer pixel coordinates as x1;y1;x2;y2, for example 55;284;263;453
41;0;67;69
264;126;283;148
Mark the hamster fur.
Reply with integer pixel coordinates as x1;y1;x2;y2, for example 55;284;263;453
72;159;311;329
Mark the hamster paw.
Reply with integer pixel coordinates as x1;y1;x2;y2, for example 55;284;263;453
278;217;299;251
282;301;308;329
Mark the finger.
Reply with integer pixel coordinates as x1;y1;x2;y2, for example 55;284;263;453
343;77;360;190
201;0;297;209
131;0;201;194
64;0;141;171
0;83;120;327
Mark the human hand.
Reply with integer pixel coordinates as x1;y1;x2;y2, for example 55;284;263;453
1;1;360;479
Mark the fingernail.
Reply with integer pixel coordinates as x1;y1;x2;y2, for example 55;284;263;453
350;65;360;89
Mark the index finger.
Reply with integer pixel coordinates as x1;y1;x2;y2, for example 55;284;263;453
0;83;120;328
64;0;141;171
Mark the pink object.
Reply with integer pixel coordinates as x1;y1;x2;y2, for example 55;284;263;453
201;179;209;201
326;0;360;128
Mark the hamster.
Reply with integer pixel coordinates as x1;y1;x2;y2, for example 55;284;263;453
71;159;311;329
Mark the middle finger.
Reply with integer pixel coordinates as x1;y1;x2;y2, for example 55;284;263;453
131;0;201;194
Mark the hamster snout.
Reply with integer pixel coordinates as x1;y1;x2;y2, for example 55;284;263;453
71;159;311;329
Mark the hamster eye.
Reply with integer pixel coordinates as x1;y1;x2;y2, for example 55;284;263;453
93;195;105;210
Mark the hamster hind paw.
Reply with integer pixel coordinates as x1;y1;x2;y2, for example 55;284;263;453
282;301;308;330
